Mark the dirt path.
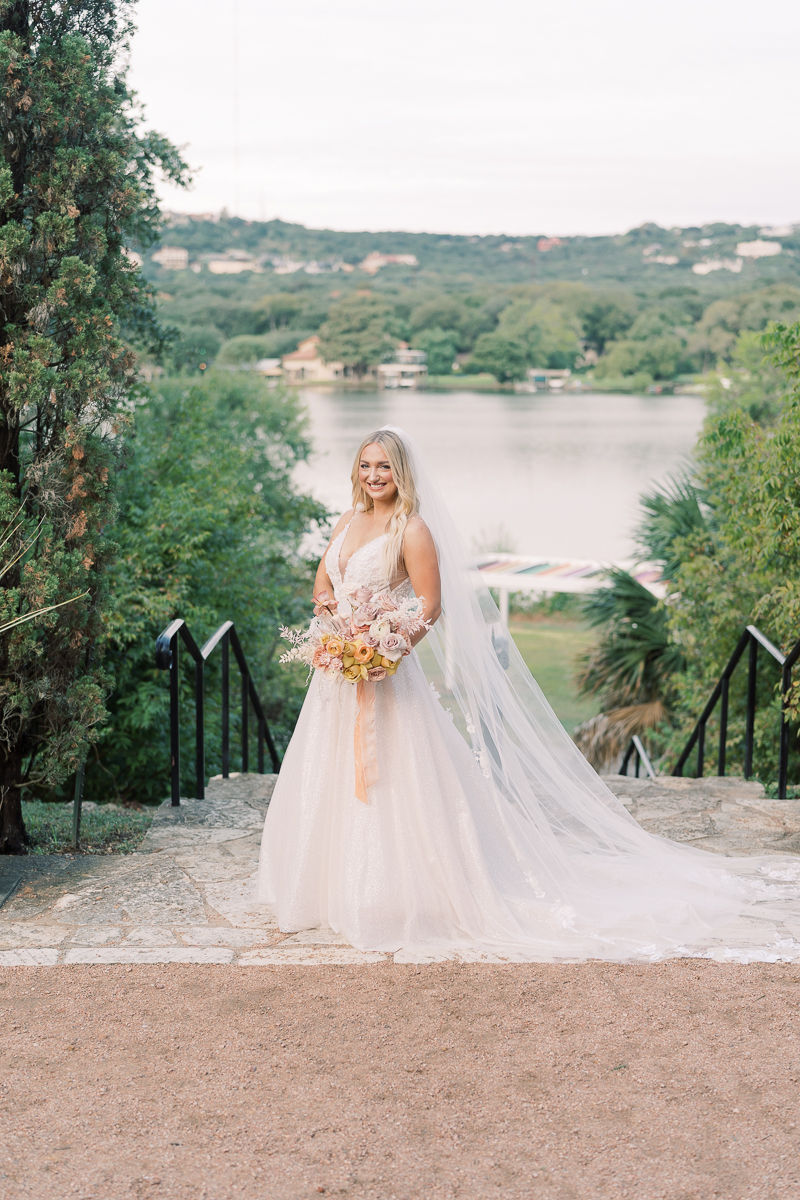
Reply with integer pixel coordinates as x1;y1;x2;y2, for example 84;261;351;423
2;960;799;1200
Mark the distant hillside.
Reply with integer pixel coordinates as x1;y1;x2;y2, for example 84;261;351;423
145;213;800;399
145;213;800;293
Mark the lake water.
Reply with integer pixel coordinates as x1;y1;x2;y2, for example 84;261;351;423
295;388;706;560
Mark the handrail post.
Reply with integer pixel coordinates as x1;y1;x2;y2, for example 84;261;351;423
779;661;792;800
718;675;729;777
169;631;180;806
258;718;265;774
696;720;705;779
195;658;205;800
241;667;249;773
222;630;230;779
744;634;757;779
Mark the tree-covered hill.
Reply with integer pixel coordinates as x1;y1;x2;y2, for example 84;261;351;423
147;213;800;291
146;214;800;393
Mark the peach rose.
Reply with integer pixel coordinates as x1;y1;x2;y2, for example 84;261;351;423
352;641;374;664
312;647;332;669
326;635;345;657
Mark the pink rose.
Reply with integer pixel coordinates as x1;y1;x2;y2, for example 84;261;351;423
366;666;388;681
359;631;378;648
378;631;407;662
352;603;378;628
352;586;373;605
376;592;397;612
313;589;334;616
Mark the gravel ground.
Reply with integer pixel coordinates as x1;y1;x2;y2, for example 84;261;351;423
2;961;799;1200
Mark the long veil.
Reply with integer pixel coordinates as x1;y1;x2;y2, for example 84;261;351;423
382;424;800;961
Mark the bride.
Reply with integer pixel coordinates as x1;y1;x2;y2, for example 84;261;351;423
257;426;800;961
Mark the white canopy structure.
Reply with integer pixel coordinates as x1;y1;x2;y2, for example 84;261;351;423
475;553;665;626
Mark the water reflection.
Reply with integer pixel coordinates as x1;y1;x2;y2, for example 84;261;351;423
295;388;705;560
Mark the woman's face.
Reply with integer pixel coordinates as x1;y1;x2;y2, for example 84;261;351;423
358;443;398;505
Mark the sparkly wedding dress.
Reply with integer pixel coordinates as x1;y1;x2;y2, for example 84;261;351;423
257;429;800;962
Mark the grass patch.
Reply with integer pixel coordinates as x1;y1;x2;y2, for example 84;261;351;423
509;617;599;734
23;800;153;855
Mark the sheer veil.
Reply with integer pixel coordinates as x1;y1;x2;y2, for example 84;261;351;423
382;424;800;961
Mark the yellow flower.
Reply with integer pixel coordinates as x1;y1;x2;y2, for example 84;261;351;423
343;664;362;681
342;654;356;668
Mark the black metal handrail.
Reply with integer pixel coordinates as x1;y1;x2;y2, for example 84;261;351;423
155;619;280;806
620;734;657;779
673;624;800;798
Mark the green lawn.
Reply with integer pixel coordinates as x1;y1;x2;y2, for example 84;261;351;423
23;801;153;855
509;618;600;733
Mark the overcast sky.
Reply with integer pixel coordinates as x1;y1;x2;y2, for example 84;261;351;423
128;0;800;237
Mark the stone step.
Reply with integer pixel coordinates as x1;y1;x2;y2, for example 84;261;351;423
603;774;800;857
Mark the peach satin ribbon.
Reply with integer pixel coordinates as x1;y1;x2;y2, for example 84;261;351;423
354;679;379;803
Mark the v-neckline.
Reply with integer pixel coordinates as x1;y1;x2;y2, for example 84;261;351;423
337;521;387;581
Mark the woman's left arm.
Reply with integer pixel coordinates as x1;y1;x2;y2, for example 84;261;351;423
402;518;442;646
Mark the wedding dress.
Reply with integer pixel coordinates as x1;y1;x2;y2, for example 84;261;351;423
257;428;800;962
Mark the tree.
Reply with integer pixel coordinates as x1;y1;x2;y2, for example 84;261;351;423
573;570;684;771
89;372;326;804
317;294;401;378
411;327;457;376
704;329;786;425
595;335;685;381
0;0;186;852
216;334;275;366
169;324;222;372
577;292;637;355
467;332;527;382
497;298;583;369
253;293;305;332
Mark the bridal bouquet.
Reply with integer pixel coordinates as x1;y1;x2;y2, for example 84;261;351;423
280;585;429;683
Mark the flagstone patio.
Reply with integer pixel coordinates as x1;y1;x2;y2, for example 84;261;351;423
2;772;800;967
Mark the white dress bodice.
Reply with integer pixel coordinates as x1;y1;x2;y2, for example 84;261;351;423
326;519;412;607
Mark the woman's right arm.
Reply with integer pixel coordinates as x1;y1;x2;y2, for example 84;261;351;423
312;509;354;600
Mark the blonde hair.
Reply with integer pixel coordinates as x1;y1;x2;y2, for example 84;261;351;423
351;429;419;580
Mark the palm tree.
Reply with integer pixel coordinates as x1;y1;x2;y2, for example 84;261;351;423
574;469;711;772
573;569;684;772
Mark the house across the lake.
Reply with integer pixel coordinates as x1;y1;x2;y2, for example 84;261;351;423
377;347;428;389
281;336;344;384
